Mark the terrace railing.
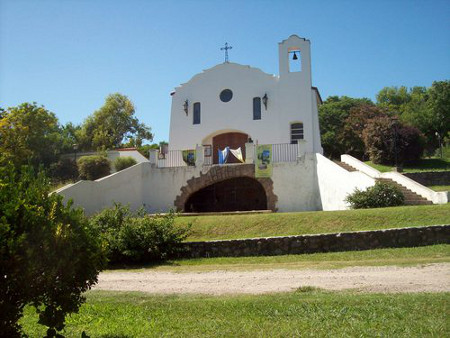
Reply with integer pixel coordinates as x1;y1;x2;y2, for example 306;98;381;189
272;143;299;163
152;142;305;168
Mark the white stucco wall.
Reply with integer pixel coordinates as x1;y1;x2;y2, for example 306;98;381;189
168;35;322;154
56;162;146;215
57;157;325;215
315;153;376;210
272;154;321;212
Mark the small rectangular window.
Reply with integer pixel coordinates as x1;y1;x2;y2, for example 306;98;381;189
253;97;261;120
193;102;200;125
291;122;304;144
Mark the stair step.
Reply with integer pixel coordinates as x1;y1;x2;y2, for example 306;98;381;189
375;177;432;206
333;161;357;172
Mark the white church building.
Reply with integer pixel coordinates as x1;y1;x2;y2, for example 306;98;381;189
57;35;446;215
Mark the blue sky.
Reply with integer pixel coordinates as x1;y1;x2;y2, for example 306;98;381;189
1;0;449;143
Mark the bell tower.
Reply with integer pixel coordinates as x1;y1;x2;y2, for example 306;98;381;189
278;35;312;87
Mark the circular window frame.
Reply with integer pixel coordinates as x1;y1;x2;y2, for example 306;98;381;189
220;89;233;103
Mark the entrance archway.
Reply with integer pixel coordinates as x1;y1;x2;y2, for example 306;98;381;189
185;177;267;212
212;132;248;164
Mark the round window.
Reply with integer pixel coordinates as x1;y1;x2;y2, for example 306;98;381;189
220;89;233;102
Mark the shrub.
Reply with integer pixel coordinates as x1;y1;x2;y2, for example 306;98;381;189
114;156;137;172
77;155;110;180
48;157;79;182
0;164;106;337
90;204;190;265
363;116;425;165
345;182;405;209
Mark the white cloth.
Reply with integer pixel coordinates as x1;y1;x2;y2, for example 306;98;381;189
229;147;244;163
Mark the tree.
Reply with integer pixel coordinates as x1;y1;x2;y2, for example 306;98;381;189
0;164;106;337
319;96;374;158
0;103;62;168
79;93;153;150
363;116;424;165
376;86;411;113
341;105;386;159
59;122;82;154
427;80;450;155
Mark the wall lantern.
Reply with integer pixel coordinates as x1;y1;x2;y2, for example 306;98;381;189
262;93;268;110
183;99;189;116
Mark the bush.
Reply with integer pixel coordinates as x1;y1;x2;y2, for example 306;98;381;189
114;156;137;172
90;204;190;265
345;182;405;209
363;116;425;165
0;164;106;337
77;155;110;180
48;157;79;182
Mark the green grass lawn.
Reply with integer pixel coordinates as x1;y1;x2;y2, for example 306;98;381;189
365;158;450;173
428;185;450;192
128;244;449;272
20;290;450;337
176;204;450;241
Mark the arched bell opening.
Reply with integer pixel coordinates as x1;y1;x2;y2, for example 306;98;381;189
184;177;267;213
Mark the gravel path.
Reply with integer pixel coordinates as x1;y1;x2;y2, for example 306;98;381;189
94;263;450;295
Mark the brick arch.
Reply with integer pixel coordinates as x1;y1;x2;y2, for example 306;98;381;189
174;164;278;212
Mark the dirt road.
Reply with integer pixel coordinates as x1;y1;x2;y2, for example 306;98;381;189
94;263;450;295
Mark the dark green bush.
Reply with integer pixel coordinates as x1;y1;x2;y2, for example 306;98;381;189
49;157;79;182
345;182;405;209
90;204;190;264
0;164;106;337
114;156;137;172
77;155;110;180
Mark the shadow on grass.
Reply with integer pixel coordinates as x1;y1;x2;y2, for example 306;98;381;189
404;158;450;171
106;260;181;270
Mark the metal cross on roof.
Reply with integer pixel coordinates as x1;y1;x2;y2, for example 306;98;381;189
220;42;232;63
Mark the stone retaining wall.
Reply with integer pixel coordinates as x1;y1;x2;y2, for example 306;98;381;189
181;225;450;258
403;171;450;186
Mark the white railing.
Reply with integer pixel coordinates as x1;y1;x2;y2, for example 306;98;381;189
157;150;188;168
154;143;302;168
272;143;299;163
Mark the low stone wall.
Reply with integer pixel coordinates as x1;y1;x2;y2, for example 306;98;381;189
181;225;450;258
403;171;450;186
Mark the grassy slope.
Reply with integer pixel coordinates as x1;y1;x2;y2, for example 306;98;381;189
365;158;450;173
107;244;450;273
176;204;450;241
21;291;450;337
429;185;450;192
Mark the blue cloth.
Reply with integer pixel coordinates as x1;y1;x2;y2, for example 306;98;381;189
218;147;229;164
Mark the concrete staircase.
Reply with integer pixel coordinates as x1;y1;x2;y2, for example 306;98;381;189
377;177;433;205
334;160;433;206
333;160;357;172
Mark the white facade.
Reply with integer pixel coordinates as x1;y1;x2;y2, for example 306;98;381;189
63;34;441;215
168;35;322;154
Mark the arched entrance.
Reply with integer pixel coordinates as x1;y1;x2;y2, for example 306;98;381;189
212;132;248;164
185;177;267;212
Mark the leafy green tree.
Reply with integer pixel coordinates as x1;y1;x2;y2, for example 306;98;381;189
376;86;411;113
319;96;373;158
59;122;82;154
79;93;153;150
427;80;450;152
0;164;106;337
0;103;62;168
